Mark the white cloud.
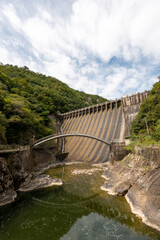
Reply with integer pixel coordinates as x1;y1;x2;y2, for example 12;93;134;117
1;3;22;30
23;17;52;50
39;9;52;23
0;46;9;64
0;0;160;100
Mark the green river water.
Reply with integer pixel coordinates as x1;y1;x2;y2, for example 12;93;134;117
0;163;160;240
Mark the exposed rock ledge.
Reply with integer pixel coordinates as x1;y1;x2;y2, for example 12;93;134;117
0;157;63;207
101;153;160;232
18;174;62;192
0;190;17;207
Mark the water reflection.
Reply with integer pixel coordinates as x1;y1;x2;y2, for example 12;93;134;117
0;163;159;240
60;213;151;240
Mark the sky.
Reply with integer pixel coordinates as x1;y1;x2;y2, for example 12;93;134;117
0;0;160;99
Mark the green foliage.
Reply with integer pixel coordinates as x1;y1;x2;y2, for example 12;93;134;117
131;77;160;143
0;63;106;144
152;120;160;141
0;111;8;144
123;142;136;153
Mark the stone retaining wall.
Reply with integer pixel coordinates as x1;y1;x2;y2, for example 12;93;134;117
135;146;160;165
110;143;130;161
110;144;160;164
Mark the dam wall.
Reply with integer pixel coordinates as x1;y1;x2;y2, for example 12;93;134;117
59;91;150;163
61;105;123;163
122;91;150;138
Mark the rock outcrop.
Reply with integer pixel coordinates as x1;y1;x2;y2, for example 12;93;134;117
101;153;160;231
0;157;14;193
0;153;26;207
126;168;160;231
0;153;62;207
18;174;62;192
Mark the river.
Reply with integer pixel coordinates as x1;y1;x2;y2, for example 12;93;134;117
0;163;159;240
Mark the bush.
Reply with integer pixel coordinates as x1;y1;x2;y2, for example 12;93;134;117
131;77;160;144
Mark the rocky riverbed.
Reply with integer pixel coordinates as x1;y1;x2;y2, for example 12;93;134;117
1;150;160;233
101;153;160;231
0;154;62;207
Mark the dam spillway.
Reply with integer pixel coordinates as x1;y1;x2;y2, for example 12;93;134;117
60;91;150;163
61;105;123;163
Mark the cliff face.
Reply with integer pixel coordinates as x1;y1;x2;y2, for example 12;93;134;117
0;153;26;206
0;146;60;207
101;150;160;231
0;157;14;193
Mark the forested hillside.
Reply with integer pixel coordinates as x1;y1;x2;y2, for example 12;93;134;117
0;64;106;144
131;77;160;143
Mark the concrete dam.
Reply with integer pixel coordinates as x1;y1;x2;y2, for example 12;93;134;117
58;91;150;163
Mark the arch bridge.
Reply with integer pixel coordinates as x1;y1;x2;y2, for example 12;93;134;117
33;133;111;148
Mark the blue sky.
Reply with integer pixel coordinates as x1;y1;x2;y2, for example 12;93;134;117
0;0;160;99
